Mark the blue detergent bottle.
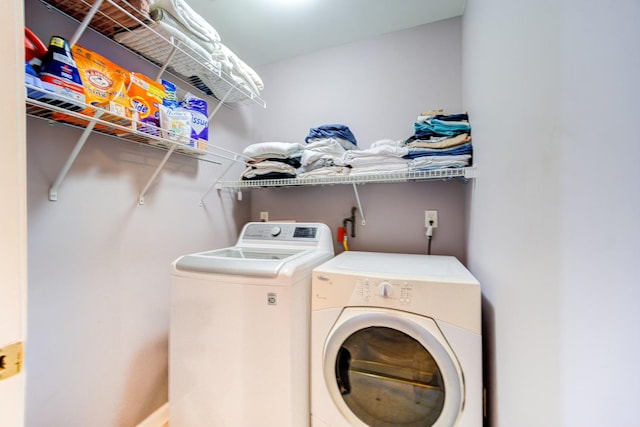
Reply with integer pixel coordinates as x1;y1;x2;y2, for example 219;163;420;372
38;36;86;111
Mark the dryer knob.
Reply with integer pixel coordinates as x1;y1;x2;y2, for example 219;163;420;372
378;282;393;298
270;226;282;237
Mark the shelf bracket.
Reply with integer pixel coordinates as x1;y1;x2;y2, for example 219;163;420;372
208;85;236;121
352;183;366;226
464;166;477;179
155;38;179;81
201;154;238;206
139;144;177;205
49;111;103;201
69;0;105;47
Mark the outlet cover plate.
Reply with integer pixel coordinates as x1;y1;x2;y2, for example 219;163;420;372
425;210;438;228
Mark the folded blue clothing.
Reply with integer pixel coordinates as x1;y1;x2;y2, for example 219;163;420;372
305;124;357;146
414;119;471;138
403;142;473;159
432;113;469;122
431;118;471;131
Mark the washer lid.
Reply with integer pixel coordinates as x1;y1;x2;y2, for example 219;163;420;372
174;247;309;277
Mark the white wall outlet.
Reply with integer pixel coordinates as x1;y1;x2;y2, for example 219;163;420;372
425;210;438;228
260;211;269;222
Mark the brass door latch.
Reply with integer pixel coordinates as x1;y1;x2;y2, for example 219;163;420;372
0;342;23;381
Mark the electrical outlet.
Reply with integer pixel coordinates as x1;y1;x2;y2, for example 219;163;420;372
425;210;438;228
260;211;269;222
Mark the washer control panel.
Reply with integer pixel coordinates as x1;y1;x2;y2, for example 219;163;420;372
355;278;413;306
242;223;319;241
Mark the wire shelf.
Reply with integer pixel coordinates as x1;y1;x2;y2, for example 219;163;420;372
40;0;266;107
25;88;217;159
215;167;476;189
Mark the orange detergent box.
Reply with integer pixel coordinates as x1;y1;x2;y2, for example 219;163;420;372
52;45;132;134
128;72;165;136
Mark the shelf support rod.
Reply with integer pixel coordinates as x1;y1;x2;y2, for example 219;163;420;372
69;0;105;47
352;183;366;226
139;144;177;205
155;38;179;81
201;155;239;206
49;111;103;201
208;85;236;121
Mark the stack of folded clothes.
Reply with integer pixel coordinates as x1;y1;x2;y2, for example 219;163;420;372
297;124;357;178
240;142;304;181
403;110;473;171
343;139;409;176
305;124;358;150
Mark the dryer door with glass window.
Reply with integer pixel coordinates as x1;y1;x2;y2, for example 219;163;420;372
323;307;464;427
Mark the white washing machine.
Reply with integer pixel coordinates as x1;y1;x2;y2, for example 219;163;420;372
311;251;482;427
170;222;334;427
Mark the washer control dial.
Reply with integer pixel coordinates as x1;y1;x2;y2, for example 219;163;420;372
270;226;282;237
378;281;393;298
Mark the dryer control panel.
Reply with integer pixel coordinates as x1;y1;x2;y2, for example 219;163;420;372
355;278;414;307
313;273;418;310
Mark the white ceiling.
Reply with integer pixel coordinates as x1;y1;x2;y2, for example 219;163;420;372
188;0;466;67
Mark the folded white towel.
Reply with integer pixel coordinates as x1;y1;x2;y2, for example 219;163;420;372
370;138;404;148
297;166;351;179
241;161;297;179
150;0;221;44
217;44;261;95
242;142;304;159
343;143;409;164
306;137;357;151
301;139;347;166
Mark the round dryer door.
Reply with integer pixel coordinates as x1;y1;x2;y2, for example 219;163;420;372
323;307;464;427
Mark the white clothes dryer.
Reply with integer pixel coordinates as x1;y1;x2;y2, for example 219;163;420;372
170;222;334;427
311;251;482;427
